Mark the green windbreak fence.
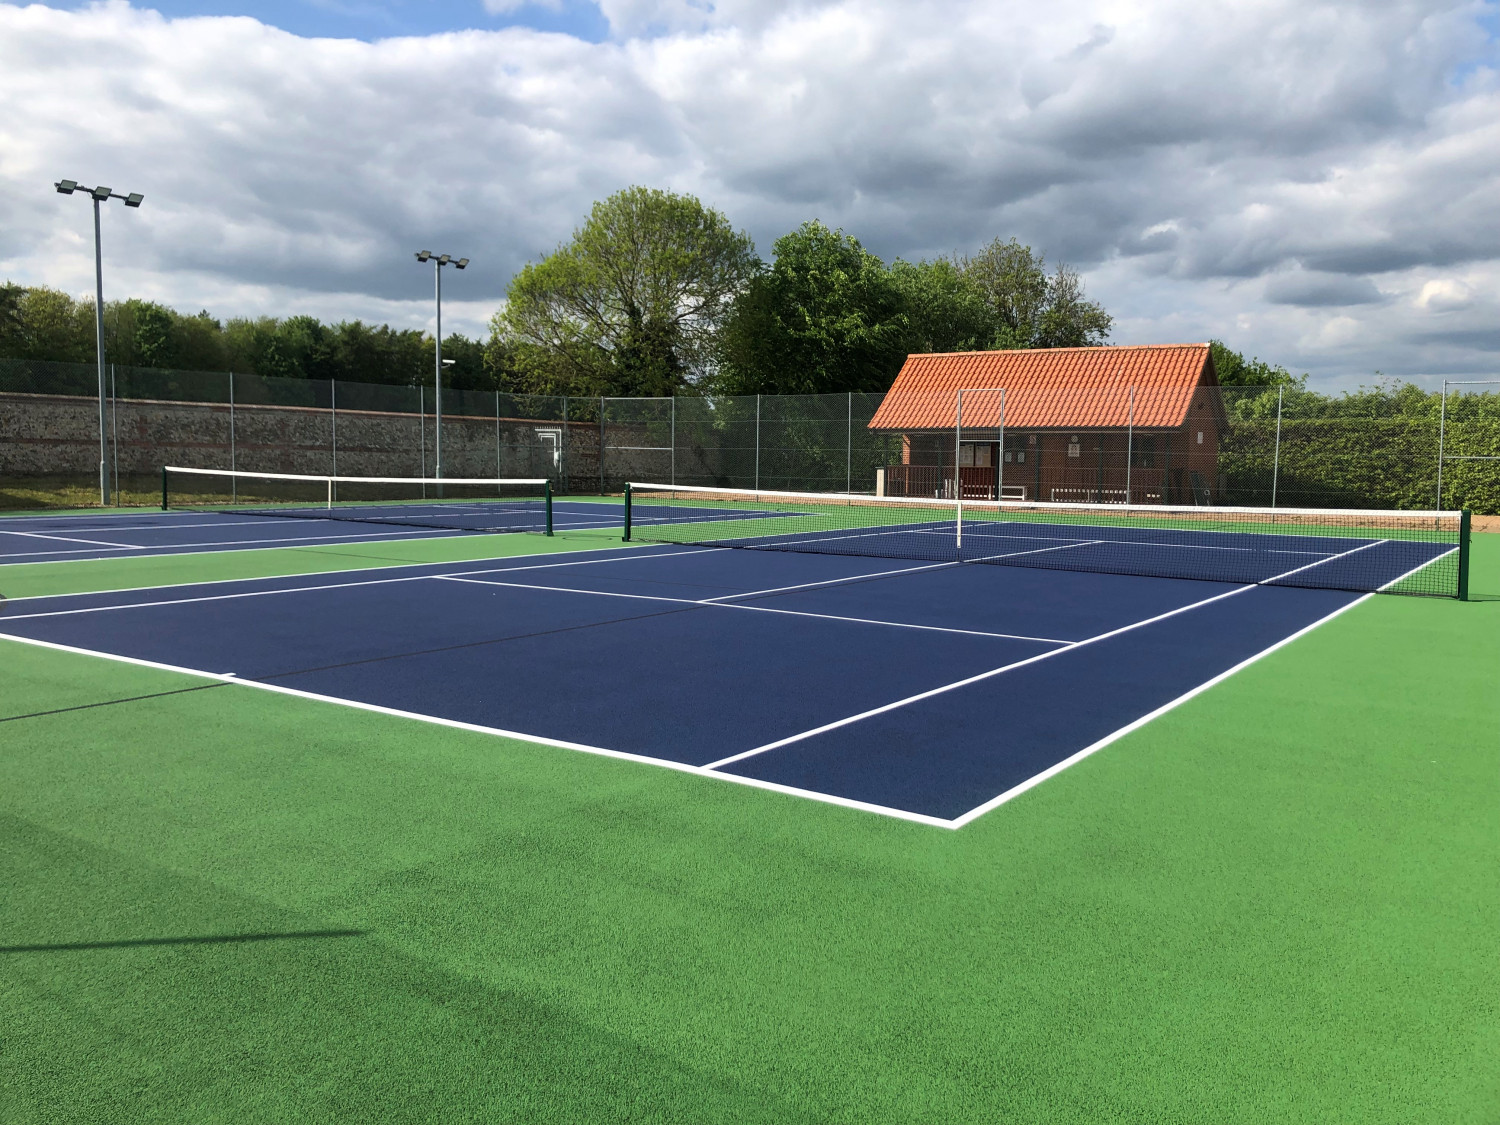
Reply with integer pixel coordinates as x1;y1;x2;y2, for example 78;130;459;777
2;358;1497;513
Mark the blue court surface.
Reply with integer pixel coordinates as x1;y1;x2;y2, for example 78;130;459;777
0;542;1378;826
636;511;1459;592
0;500;700;564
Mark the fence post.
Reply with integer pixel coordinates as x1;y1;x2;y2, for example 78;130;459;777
671;396;676;486
110;363;119;501
1271;385;1283;508
846;391;852;493
1436;380;1448;511
330;379;337;494
495;390;502;479
419;384;426;496
598;395;605;494
754;394;761;490
228;371;237;503
998;388;1006;501
1125;386;1134;504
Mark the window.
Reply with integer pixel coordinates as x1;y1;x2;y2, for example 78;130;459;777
1196;431;1203;445
1067;435;1081;458
1132;437;1156;467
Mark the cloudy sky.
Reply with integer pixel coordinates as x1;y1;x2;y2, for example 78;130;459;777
2;0;1497;390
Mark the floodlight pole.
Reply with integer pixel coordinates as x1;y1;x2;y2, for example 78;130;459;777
414;250;469;479
56;180;143;505
92;197;105;503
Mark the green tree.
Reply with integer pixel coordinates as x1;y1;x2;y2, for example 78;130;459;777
889;257;997;354
172;310;231;372
1209;339;1306;388
13;286;96;362
423;333;489;391
129;300;177;368
714;221;910;395
960;238;1112;349
493;186;759;396
0;282;25;357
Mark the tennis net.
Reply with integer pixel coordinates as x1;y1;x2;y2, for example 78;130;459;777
623;483;1471;598
163;467;553;535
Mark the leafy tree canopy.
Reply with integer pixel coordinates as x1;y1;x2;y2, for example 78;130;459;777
714;221;911;395
1209;339;1307;388
959;238;1112;349
493;186;760;397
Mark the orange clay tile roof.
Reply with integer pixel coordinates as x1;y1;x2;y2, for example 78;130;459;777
868;344;1215;431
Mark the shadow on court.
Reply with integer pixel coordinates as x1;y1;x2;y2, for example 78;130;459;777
0;929;366;954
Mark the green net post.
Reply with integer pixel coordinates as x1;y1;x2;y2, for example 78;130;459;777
545;480;553;537
1457;509;1471;601
161;466;168;510
623;483;632;541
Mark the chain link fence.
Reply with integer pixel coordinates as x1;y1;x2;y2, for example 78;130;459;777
2;358;1496;513
887;383;1498;513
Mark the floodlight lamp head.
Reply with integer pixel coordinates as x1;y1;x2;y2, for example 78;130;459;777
55;179;78;194
125;193;144;208
415;250;432;262
441;358;456;367
456;258;469;269
437;254;451;265
92;186;112;201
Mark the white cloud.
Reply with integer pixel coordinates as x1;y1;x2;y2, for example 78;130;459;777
1;0;1497;386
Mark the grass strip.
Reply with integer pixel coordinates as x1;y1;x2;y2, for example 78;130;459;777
0;527;627;600
0;540;1494;1122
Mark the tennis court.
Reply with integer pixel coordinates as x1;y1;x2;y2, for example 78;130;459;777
3;479;1495;1123
0;489;1463;823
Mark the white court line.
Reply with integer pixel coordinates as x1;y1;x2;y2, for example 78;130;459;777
697;559;961;602
0;546;722;620
970;539;1105;563
947;595;1372;826
3;531;145;549
0;543;1450;831
0;541;679;602
0;631;953;830
437;574;1072;645
0;525;465;561
948;547;1454;826
701;539;1385;771
0;517;333;534
1376;545;1460;590
911;525;1339;556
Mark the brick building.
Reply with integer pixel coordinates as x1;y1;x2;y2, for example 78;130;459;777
870;344;1224;504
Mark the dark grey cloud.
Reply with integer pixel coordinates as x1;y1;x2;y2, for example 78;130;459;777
1264;271;1386;308
1;0;1497;384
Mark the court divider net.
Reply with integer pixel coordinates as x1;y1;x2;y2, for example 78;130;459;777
163;466;553;536
623;482;1470;598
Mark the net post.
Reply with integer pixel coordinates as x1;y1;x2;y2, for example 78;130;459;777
327;477;333;510
623;483;633;541
1436;380;1448;510
954;389;963;555
161;465;168;510
1271;385;1283;508
545;480;554;537
1457;508;1471;601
